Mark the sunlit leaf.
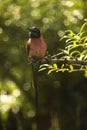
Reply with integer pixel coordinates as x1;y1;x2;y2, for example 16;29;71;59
39;64;49;68
69;65;74;71
61;64;65;68
38;67;47;72
66;39;72;43
48;65;53;69
65;30;75;36
60;49;69;55
60;35;68;41
78;32;84;37
84;37;87;42
80;22;87;33
70;51;80;57
53;64;58;69
47;69;56;75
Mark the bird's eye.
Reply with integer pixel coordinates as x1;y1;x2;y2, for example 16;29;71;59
29;27;41;38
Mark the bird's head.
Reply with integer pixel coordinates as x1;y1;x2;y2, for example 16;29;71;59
28;27;41;38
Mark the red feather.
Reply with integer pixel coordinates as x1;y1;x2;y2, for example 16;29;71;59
27;34;47;58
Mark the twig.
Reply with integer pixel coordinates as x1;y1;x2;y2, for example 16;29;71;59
49;58;87;66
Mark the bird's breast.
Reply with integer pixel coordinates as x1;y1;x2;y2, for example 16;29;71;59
29;38;47;58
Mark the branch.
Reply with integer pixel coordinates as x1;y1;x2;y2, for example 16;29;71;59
49;58;87;66
44;52;87;66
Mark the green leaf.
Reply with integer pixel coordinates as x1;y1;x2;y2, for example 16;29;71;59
66;40;75;45
65;30;75;36
84;37;87;42
38;67;47;72
69;65;74;71
60;49;69;55
70;51;80;57
80;22;87;33
53;64;58;69
47;69;56;74
39;64;49;68
61;64;65;68
78;32;84;37
60;35;68;41
48;65;53;69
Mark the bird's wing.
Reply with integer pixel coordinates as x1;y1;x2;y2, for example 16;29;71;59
26;42;30;56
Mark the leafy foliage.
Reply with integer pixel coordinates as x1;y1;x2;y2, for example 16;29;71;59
39;22;87;74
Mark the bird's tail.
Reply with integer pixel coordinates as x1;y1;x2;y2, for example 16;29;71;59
32;61;39;112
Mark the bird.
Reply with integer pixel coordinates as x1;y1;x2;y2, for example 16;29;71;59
26;26;47;110
26;26;47;72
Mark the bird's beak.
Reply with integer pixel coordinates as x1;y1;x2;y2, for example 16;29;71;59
27;28;32;37
27;27;33;32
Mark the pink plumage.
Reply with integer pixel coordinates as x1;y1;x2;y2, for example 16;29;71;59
27;34;47;58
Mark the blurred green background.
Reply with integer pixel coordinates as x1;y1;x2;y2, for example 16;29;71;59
0;0;87;130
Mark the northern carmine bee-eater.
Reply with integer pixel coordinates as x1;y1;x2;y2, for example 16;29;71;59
26;27;47;110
